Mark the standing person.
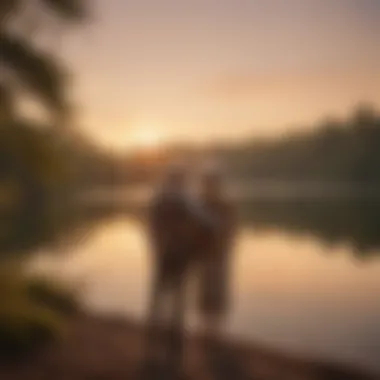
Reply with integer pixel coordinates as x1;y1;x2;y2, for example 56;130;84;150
145;164;213;374
197;166;236;343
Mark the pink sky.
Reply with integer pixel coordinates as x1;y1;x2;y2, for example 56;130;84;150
62;0;380;149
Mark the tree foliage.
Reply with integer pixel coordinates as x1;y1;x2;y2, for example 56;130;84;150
220;105;380;183
0;0;88;124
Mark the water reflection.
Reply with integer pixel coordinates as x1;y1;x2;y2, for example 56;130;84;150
239;199;380;258
0;201;124;259
70;189;380;258
2;198;380;373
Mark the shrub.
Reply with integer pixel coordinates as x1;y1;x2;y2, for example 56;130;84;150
25;276;79;316
0;269;79;357
0;301;64;356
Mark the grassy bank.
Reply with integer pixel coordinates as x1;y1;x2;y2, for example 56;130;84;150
0;267;79;357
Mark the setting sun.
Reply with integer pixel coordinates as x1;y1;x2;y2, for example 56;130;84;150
106;123;165;152
132;128;162;149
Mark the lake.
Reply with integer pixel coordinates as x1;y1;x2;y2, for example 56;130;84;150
24;191;380;374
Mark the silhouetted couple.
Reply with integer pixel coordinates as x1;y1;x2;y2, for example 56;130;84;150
144;163;235;377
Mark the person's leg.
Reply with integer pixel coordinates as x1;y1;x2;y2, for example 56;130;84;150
202;262;228;342
174;275;187;331
166;273;187;378
145;268;166;360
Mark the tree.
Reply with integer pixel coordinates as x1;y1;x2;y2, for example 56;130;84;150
0;0;89;222
0;0;87;125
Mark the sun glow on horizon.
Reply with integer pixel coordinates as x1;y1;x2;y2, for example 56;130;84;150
131;128;163;149
97;121;166;153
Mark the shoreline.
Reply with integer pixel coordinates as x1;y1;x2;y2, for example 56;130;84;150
0;314;376;380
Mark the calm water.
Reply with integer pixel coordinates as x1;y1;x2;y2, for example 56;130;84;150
26;195;380;374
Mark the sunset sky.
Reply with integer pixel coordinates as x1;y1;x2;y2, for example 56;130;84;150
62;0;380;149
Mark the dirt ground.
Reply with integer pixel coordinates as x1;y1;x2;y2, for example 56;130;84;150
0;315;377;380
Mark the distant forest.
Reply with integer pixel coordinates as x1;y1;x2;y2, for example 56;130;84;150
63;103;380;186
131;104;380;184
212;105;380;182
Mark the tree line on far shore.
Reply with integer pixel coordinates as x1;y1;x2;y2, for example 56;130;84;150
213;105;380;183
